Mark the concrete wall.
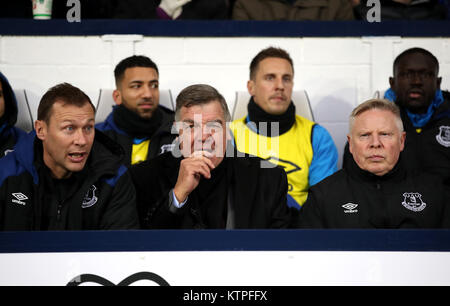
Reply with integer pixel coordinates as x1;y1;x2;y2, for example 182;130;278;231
1;35;449;167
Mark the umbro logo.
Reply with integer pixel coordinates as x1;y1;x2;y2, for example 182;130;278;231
342;203;358;214
12;193;29;205
4;149;14;156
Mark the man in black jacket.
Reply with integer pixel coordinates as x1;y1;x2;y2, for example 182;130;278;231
0;72;27;158
0;83;139;231
298;99;450;228
343;47;450;186
130;84;292;229
96;55;175;166
387;48;450;186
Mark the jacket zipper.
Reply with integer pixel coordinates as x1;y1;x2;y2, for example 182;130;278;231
57;203;62;222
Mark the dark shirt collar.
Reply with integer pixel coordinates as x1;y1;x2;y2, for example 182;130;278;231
347;153;405;184
246;97;296;137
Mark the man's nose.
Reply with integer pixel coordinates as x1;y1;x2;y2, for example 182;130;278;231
275;77;285;90
200;125;213;142
142;85;154;98
369;134;382;148
410;72;424;85
74;129;87;146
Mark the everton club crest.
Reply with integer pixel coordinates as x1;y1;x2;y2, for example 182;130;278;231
402;192;426;212
436;126;450;147
82;185;98;209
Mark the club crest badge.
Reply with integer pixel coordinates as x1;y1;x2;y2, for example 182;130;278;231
82;185;98;209
436;126;450;147
159;144;175;154
401;192;426;212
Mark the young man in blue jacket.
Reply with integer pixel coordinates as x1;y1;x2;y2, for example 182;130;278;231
96;55;175;166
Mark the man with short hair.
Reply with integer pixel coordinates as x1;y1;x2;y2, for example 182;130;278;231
230;47;338;209
0;72;27;158
297;99;450;228
0;83;139;231
96;55;175;166
387;47;450;185
130;84;293;229
343;47;450;186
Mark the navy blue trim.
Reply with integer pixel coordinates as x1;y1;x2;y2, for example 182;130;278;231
287;194;300;210
1;19;450;37
95;110;127;137
435;110;450;121
1;230;450;253
104;165;128;187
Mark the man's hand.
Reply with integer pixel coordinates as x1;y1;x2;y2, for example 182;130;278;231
159;0;192;19
173;151;215;203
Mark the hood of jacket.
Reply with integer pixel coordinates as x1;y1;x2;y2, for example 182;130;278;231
97;104;175;137
0;71;18;133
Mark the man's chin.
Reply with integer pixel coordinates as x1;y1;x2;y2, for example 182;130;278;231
67;162;87;174
404;99;430;113
268;105;289;115
138;112;154;119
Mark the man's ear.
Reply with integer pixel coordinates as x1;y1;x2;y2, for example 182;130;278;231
247;80;255;96
35;120;47;141
347;134;352;154
113;89;122;105
400;131;406;152
389;77;395;89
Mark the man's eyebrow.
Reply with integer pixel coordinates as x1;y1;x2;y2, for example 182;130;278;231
207;119;224;124
61;118;95;124
129;79;158;84
129;80;144;85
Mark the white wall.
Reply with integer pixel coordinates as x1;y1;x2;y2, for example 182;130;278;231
1;35;449;167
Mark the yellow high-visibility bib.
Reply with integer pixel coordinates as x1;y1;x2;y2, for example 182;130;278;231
230;115;315;207
131;139;150;165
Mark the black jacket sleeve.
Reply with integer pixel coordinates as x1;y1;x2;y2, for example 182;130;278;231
130;158;177;229
268;167;292;229
296;188;326;228
147;189;196;229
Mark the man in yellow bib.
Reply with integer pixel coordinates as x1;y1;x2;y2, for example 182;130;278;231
96;55;175;166
230;47;338;209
